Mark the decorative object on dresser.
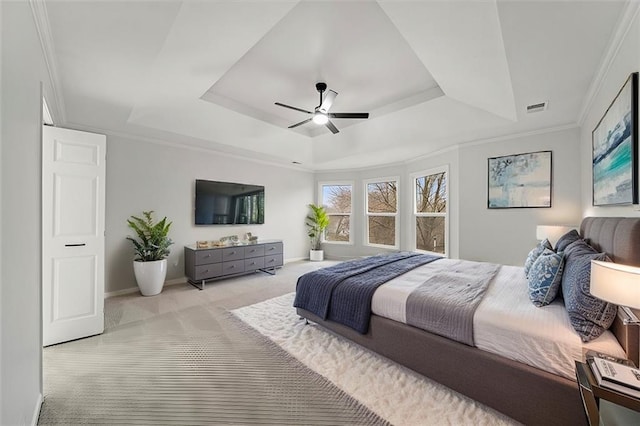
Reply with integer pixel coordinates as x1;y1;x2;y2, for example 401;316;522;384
126;211;173;296
487;150;552;209
306;204;329;261
184;240;283;290
592;72;638;206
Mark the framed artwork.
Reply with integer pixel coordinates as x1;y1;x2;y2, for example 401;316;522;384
487;150;552;209
592;72;638;206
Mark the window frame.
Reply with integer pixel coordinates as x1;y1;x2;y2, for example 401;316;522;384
363;176;399;249
318;181;354;245
411;165;449;257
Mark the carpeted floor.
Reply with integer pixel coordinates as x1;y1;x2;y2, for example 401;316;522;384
40;260;389;425
39;260;517;425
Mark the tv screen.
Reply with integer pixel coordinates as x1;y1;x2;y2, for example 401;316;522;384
195;179;265;225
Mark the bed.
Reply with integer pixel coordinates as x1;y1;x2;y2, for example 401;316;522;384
295;217;640;426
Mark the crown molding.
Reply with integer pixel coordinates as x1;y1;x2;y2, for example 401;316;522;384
577;1;640;126
30;0;67;125
63;121;315;174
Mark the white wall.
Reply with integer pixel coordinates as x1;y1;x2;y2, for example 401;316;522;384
459;127;582;265
104;134;313;294
315;126;581;266
581;5;640;219
1;2;49;424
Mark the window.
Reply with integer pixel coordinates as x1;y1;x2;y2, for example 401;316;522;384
413;167;448;255
320;182;352;243
365;178;398;248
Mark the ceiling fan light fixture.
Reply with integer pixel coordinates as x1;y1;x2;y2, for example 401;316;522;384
312;112;329;125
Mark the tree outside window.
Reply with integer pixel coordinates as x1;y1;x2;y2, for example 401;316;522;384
365;179;398;247
321;183;352;243
414;169;447;255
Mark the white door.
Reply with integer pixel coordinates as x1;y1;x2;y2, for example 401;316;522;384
42;126;106;346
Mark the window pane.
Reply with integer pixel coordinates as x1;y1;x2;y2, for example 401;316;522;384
368;216;395;246
367;181;397;213
416;216;445;254
326;215;350;242
416;172;446;213
323;185;352;213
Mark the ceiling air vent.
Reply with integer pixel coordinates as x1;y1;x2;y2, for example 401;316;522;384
526;101;548;113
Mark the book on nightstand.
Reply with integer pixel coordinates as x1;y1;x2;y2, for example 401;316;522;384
587;356;640;399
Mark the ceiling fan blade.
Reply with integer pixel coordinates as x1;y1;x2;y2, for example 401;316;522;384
329;112;369;119
275;102;312;115
288;118;312;129
325;120;339;134
319;90;337;112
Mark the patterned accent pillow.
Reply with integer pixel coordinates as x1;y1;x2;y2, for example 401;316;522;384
524;239;553;277
528;249;564;307
562;240;617;342
555;229;581;252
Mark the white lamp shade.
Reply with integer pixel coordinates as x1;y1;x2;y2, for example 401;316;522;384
536;225;575;247
590;260;640;309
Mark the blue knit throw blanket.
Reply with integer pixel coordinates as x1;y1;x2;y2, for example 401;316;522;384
293;252;441;333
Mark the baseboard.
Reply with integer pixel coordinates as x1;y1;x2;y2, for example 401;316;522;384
31;393;43;426
104;277;187;298
103;259;312;298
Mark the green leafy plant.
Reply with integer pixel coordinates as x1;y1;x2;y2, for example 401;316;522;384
126;211;174;262
306;204;329;250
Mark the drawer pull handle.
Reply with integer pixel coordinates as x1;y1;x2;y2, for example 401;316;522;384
65;243;86;247
204;254;210;258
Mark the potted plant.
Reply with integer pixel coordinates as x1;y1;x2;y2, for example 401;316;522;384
306;203;329;261
127;211;173;296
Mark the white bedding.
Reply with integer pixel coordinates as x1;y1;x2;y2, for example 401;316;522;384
371;259;627;380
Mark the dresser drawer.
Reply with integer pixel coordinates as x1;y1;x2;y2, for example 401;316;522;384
195;249;222;265
194;263;222;280
244;245;265;258
244;257;265;270
221;259;245;275
222;247;244;261
264;254;283;268
263;243;283;255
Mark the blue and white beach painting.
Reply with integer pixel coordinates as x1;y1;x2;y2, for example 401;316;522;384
593;79;634;205
488;151;551;208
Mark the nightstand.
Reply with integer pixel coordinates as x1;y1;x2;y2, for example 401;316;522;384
575;361;640;426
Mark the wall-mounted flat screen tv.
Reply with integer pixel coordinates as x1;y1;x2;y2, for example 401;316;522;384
195;179;265;225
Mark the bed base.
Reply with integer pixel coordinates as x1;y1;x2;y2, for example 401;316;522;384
296;217;640;425
298;308;585;426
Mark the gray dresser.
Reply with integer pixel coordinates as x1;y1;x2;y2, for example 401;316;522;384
184;240;283;289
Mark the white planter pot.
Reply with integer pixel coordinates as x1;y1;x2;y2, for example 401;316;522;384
310;249;324;261
133;259;167;296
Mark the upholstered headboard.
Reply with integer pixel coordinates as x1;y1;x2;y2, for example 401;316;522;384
581;217;640;365
581;217;640;267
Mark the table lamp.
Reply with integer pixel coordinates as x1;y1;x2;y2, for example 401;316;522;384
590;260;640;325
536;225;575;247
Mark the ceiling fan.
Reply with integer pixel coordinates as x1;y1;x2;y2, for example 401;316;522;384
275;82;369;134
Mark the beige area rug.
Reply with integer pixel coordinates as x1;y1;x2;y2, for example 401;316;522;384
232;293;520;426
